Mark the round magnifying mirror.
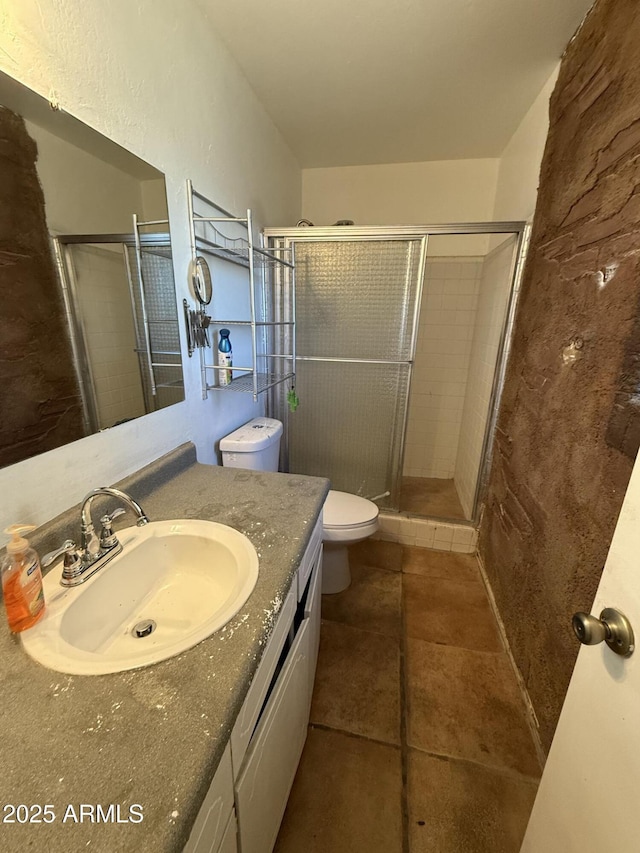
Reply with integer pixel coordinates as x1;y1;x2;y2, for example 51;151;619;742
189;256;212;305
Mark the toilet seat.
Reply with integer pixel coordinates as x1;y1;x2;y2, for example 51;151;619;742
322;490;379;544
323;490;379;530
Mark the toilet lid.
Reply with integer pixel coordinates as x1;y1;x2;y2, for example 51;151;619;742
323;490;379;529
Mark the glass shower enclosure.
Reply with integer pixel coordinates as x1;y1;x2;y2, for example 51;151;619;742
287;237;426;510
265;224;527;522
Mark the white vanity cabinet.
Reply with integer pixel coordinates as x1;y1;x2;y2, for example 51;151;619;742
234;608;311;853
183;745;235;853
218;811;238;853
183;518;323;853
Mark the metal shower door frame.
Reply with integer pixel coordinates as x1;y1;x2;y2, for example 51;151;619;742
264;222;528;522
52;237;103;434
470;225;531;523
266;230;427;510
52;229;175;432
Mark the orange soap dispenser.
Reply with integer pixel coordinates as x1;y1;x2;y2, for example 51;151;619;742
1;524;45;632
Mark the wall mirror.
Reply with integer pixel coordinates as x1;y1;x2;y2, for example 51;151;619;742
0;70;184;469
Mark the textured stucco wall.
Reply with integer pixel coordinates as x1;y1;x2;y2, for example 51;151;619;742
480;0;640;752
0;0;301;531
0;108;85;466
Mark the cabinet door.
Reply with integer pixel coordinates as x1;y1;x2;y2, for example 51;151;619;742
230;591;296;777
297;515;322;599
304;547;322;712
235;618;311;853
218;810;238;853
183;745;234;853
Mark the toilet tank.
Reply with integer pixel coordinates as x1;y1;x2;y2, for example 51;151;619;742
219;417;283;472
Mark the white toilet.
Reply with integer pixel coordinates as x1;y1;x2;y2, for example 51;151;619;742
321;490;379;593
220;417;379;594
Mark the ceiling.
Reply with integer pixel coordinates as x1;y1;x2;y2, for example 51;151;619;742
197;0;594;168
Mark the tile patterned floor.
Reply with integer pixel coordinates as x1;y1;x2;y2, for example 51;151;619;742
275;542;541;853
400;476;467;519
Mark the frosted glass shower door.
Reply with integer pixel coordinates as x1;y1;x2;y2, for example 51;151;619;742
125;243;183;412
289;239;426;510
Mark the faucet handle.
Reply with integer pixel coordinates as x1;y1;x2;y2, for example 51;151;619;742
42;540;81;574
101;507;126;526
99;508;126;550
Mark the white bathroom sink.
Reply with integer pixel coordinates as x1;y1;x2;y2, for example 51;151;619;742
21;520;259;675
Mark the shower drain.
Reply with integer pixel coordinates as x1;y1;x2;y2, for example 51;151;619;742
132;619;156;638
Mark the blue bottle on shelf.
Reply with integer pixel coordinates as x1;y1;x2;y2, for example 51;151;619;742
218;328;233;386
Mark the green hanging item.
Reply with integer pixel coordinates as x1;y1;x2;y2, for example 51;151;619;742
287;386;299;412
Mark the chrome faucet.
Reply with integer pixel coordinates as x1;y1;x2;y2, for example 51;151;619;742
80;487;149;554
43;487;149;587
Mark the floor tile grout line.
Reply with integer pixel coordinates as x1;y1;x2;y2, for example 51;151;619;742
404;634;506;655
399;555;410;853
308;721;401;751
320;615;402;641
349;560;402;574
402;572;487;585
406;742;542;785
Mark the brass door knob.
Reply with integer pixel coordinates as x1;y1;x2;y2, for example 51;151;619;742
572;608;635;657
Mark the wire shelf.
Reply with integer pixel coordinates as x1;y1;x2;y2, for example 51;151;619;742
209;372;295;396
194;225;293;270
187;181;296;401
156;379;185;389
207;320;295;327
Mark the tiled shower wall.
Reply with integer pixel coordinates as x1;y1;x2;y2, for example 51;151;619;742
403;257;483;479
454;237;516;516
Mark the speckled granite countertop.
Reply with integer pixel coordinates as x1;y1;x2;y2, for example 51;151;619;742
0;444;329;853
